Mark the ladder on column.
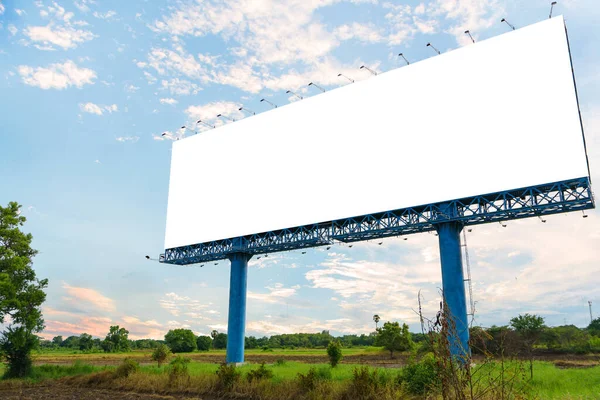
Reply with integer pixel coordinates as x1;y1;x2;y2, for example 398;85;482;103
461;230;476;324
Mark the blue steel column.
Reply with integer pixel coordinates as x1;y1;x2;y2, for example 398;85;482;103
436;203;470;361
226;252;251;364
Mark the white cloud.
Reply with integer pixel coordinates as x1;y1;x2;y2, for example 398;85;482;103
125;84;139;93
248;283;298;304
116;136;139;143
23;2;95;50
74;0;95;12
79;103;118;115
160;78;202;95
159;97;178;105
15;9;26;16
8;25;17;36
184;101;244;127
0;3;5;15
334;23;384;43
159;292;207;317
18;61;96;90
93;10;117;20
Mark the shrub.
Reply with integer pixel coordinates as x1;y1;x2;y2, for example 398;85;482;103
114;358;139;378
246;362;274;382
151;343;171;367
346;366;380;399
168;355;190;385
327;340;343;367
399;354;440;395
216;363;240;390
296;366;331;393
164;329;197;353
274;358;286;366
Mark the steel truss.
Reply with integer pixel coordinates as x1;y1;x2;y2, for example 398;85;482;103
162;177;594;265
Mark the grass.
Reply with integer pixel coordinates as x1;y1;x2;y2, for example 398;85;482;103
529;362;600;399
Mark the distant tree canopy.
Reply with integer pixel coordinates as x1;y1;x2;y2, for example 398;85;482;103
197;335;212;351
79;333;94;351
165;329;197;353
0;202;48;378
212;332;228;349
102;325;130;353
588;317;600;337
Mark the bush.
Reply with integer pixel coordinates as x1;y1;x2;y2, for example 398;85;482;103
151;343;171;367
327;340;343;367
114;358;139;378
274;358;286;366
346;366;381;399
399;355;440;395
296;366;331;392
164;329;197;353
196;335;212;351
246;362;274;382
216;363;240;390
168;355;190;385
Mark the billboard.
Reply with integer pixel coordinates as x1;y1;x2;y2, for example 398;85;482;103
164;16;588;250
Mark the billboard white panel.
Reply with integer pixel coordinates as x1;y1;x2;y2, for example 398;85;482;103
165;16;588;249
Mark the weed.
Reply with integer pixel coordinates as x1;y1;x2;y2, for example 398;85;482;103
114;358;139;379
215;363;240;390
246;362;274;382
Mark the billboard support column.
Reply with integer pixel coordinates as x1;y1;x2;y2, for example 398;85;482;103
436;204;470;362
226;252;252;364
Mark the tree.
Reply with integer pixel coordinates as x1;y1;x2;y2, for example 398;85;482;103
326;340;343;367
62;335;80;349
213;332;227;349
0;202;48;378
510;314;545;379
588;317;600;337
151;343;171;367
102;325;130;353
375;321;414;358
373;314;381;330
164;329;197;353
197;335;212;351
79;333;94;351
52;336;63;348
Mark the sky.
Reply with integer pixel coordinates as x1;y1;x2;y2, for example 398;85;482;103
0;0;599;341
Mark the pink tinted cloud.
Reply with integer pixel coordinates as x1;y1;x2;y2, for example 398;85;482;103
62;283;116;312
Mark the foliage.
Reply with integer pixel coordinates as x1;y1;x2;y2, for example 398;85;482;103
372;314;380;330
246;362;274;382
346;366;381;399
78;333;94;352
326;340;343;367
0;202;48;378
52;336;63;347
587;317;600;337
375;321;413;358
151;343;171;367
212;332;228;349
511;313;545;379
114;358;139;378
196;335;212;351
102;326;130;353
164;329;197;353
168;355;191;385
399;354;440;395
296;366;332;392
215;363;241;390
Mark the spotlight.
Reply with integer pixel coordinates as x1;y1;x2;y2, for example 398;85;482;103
260;98;278;108
464;30;475;43
501;18;516;31
549;1;557;19
539;216;547;223
257;256;261;260
286;90;303;100
302;251;306;254
217;114;235;122
583;211;588;218
426;43;441;55
467;228;472;233
337;73;354;83
348;244;353;248
326;246;331;250
145;255;150;260
214;262;218;265
308;82;326;92
264;254;269;258
197;120;215;129
239;107;256;115
398;53;410;65
403;238;408;241
500;222;507;228
200;264;204;267
359;65;378;76
378;242;383;245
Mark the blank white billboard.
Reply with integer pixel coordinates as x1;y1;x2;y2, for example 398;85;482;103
165;16;588;249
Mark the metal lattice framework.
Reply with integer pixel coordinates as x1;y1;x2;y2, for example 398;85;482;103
162;177;594;265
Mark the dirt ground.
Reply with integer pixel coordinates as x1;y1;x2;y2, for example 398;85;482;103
0;383;210;400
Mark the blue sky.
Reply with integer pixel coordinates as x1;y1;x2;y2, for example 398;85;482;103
0;0;599;340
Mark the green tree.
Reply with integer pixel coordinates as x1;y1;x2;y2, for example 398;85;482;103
0;202;48;378
52;336;63;347
197;335;212;351
326;340;343;367
213;332;227;349
510;314;545;379
151;343;171;367
375;321;414;358
588;317;600;337
164;329;197;353
79;333;94;351
373;314;381;330
102;325;130;353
